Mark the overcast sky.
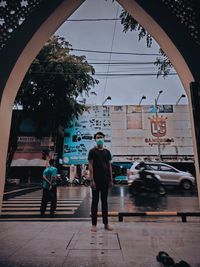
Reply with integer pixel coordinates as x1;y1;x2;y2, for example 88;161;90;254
55;0;188;106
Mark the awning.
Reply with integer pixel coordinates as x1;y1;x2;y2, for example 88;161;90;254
11;158;46;167
11;152;46;167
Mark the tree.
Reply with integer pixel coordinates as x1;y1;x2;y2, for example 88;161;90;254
9;35;98;167
16;35;98;130
119;9;173;77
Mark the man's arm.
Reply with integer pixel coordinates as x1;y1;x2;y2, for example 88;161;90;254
108;161;113;186
88;160;96;188
49;168;58;189
43;175;51;184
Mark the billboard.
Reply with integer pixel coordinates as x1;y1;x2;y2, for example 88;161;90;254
62;106;111;165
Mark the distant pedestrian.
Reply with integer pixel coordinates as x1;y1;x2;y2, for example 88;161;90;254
88;131;113;232
40;159;58;216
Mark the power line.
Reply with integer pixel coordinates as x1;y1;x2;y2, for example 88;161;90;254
30;71;177;76
94;73;177;76
102;4;119;102
66;18;121;22
32;59;159;65
70;48;160;56
87;62;157;65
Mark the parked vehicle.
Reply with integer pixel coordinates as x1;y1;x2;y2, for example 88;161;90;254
60;175;71;186
129;161;196;191
71;177;81;186
80;175;90;186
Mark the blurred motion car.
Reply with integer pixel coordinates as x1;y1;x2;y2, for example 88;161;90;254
128;161;196;190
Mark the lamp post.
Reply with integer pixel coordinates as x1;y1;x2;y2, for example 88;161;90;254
138;95;146;105
176;94;186;105
102;96;111;106
155;90;163;160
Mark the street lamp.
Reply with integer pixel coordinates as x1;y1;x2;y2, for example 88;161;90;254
155;90;163;106
176;94;186;105
102;96;111;106
155;90;163;161
138;95;146;105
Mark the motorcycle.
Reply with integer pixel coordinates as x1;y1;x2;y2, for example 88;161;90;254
71;177;81;186
129;168;166;196
62;175;71;186
80;175;90;186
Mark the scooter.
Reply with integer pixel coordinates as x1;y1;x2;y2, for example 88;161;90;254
71;177;81;186
80;175;90;186
129;169;166;196
62;175;71;186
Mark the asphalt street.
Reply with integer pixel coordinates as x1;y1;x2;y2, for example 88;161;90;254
1;185;199;222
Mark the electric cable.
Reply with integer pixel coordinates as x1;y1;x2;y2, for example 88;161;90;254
70;48;160;56
102;5;119;102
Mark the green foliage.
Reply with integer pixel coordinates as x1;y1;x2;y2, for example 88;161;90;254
15;35;99;134
119;10;172;77
120;9;153;48
154;49;173;78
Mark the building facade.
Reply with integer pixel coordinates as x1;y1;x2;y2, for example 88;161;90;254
62;104;194;165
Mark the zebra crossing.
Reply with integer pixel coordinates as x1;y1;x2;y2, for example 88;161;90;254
1;188;89;221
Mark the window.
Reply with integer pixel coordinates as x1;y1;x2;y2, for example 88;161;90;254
159;165;176;172
148;164;158;171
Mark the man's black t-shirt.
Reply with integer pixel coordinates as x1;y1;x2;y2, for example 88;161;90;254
88;147;112;185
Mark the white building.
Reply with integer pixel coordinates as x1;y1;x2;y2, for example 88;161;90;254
62;104;194;165
111;105;193;162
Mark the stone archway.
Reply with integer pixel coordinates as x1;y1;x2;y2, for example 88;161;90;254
0;0;199;212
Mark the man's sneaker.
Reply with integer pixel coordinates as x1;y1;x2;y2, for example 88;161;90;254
104;224;113;231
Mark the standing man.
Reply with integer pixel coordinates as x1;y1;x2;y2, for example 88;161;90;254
40;159;58;216
88;131;113;232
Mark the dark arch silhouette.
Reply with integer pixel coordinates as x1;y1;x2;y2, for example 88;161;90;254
0;0;199;211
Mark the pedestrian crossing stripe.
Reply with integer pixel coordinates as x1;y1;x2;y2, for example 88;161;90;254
0;218;91;221
3;200;82;203
1;197;85;220
1;211;75;215
5;197;83;201
2;203;81;207
2;207;77;211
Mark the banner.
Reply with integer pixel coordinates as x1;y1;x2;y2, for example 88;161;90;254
62;106;111;165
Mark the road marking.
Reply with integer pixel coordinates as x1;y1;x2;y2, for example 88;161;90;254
2;204;80;207
1;195;85;220
3;200;82;203
0;218;90;221
1;211;75;215
2;207;77;211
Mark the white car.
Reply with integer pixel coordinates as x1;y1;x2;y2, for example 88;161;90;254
128;161;196;190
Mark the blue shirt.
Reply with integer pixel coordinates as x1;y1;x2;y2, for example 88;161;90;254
42;166;57;189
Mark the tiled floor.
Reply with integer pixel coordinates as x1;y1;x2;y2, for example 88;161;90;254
0;221;199;266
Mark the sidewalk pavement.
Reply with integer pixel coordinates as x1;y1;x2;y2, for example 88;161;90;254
0;220;199;267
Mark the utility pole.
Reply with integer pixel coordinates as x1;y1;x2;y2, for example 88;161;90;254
155;90;163;161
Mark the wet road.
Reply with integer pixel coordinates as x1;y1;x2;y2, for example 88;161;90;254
108;185;199;212
1;184;199;221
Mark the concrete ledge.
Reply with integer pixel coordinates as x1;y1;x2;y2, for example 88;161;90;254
118;211;200;222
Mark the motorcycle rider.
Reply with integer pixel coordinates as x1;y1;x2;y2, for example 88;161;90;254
130;161;165;195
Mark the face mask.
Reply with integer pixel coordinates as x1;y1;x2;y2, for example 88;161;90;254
96;138;104;146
